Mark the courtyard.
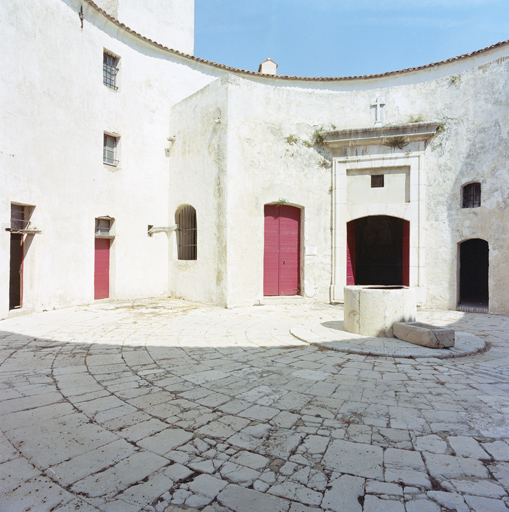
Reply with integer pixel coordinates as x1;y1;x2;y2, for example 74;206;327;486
1;298;509;511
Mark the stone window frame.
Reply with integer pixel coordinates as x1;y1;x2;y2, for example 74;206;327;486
461;182;481;208
103;132;120;167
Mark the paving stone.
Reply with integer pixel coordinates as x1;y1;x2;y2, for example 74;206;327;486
448;436;490;458
49;438;137;486
448;478;507;498
71;451;169;498
365;479;403;496
427;490;470;512
405;499;441;512
188;474;228;498
424;453;489;479
323;439;383;479
482;441;509;461
137;428;193;454
268;480;323;506
363;495;405;512
217;483;290;512
322;474;365;512
414;434;448;454
229;450;269;470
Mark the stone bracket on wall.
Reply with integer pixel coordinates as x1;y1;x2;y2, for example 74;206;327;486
148;225;177;237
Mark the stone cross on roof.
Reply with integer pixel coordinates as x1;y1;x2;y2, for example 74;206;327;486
371;96;386;126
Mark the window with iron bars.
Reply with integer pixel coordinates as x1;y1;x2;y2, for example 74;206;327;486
176;205;197;260
103;134;119;166
11;204;30;230
462;182;481;208
371;174;384;188
103;51;119;90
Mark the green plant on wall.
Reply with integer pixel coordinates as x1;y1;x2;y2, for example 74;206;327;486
408;114;424;123
383;136;409;149
312;127;325;145
284;134;299;145
319;158;332;169
450;75;459;83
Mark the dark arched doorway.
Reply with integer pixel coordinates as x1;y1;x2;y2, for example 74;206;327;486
459;239;489;309
347;216;410;286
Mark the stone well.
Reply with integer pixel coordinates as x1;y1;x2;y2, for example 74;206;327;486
344;285;417;338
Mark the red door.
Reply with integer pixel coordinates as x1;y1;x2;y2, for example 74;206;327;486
264;205;300;296
94;238;110;299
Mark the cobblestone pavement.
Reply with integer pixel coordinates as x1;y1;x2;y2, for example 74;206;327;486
1;298;509;512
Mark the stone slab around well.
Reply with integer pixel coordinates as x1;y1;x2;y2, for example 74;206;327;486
393;322;455;349
290;322;484;359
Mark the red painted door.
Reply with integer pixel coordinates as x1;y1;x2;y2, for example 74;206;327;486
264;205;300;296
346;221;356;285
94;238;110;299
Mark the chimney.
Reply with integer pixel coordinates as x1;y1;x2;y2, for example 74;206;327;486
258;58;278;75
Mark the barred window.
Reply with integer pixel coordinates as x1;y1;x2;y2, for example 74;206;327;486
462;182;481;208
103;133;119;166
103;51;119;90
176;205;197;260
371;174;384;188
11;204;29;230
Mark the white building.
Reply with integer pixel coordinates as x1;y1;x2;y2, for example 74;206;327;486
2;0;509;318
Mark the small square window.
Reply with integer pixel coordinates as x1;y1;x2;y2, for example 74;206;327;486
95;218;112;236
103;134;119;166
103;52;119;90
371;174;384;188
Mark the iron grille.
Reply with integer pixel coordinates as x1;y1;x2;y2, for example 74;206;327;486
462;182;481;208
176;205;197;260
11;204;29;230
103;52;118;90
371;174;384;188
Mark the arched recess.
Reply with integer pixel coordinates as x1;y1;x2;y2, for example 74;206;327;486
347;215;410;286
458;238;489;308
175;205;197;260
264;204;301;296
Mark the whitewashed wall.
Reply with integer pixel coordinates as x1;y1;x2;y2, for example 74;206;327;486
0;0;219;318
2;0;509;316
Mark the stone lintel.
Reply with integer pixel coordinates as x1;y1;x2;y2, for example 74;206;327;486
321;122;441;148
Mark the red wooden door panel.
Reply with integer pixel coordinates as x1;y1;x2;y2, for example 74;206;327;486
263;205;300;296
279;205;300;295
263;205;280;296
94;238;110;300
346;221;356;285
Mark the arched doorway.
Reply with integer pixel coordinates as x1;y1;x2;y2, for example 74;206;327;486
264;204;301;296
459;239;489;309
347;216;410;286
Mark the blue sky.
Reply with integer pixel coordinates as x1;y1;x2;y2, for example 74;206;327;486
194;0;509;77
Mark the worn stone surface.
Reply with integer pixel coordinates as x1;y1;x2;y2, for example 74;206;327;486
393;322;455;348
1;299;509;511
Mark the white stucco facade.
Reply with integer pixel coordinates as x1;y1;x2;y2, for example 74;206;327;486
1;0;509;317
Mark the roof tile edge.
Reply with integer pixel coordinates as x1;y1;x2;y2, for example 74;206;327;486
83;0;509;82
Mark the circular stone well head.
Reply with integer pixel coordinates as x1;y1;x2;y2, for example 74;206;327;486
344;285;417;338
